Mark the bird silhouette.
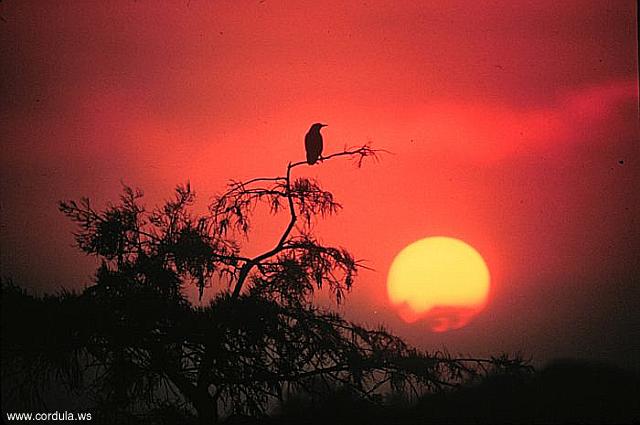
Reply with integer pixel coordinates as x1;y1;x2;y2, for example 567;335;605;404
305;123;327;165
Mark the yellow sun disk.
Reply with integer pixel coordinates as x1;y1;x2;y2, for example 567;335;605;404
387;237;490;322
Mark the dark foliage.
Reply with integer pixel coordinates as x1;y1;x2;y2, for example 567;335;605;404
268;359;639;424
2;147;529;423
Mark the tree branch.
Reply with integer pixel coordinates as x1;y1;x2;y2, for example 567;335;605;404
230;146;378;298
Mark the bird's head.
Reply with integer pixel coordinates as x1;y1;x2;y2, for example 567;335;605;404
310;123;328;131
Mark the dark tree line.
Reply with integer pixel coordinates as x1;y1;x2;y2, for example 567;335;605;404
2;147;529;424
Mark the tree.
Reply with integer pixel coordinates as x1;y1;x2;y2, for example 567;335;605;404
2;146;528;424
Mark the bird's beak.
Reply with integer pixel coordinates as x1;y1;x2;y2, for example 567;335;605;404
321;124;328;127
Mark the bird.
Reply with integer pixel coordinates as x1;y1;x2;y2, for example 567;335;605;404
304;123;327;165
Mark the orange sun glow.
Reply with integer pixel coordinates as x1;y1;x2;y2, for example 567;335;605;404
387;237;490;332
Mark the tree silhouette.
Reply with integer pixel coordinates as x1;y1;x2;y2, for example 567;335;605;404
2;146;528;424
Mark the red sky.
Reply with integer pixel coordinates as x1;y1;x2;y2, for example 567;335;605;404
1;1;638;369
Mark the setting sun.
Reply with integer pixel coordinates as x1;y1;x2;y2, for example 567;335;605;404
387;237;490;332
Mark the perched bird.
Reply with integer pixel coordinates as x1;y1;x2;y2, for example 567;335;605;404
304;123;327;165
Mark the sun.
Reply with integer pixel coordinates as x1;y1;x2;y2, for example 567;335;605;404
387;237;490;332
